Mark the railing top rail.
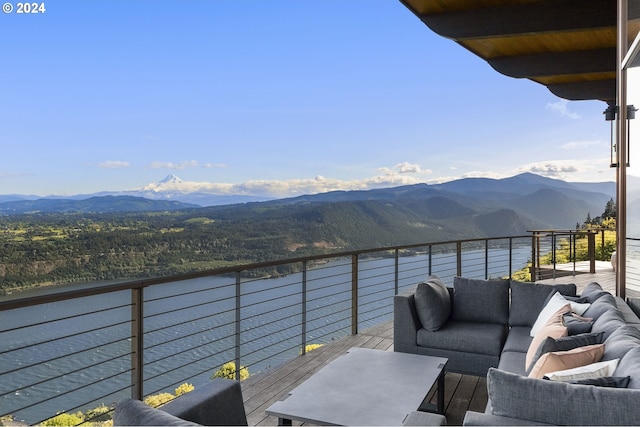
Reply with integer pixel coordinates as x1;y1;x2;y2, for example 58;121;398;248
0;234;531;312
528;228;615;233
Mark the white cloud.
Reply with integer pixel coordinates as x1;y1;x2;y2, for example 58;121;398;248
561;140;605;150
151;160;199;169
546;100;581;119
378;162;432;175
138;158;615;199
98;160;130;169
512;158;614;182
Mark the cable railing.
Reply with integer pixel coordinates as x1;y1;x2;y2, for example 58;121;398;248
530;228;615;280
0;235;532;425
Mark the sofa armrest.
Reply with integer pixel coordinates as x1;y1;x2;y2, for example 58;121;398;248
394;288;421;353
161;379;248;426
463;411;552;426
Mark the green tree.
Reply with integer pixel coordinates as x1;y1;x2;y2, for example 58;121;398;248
603;198;616;219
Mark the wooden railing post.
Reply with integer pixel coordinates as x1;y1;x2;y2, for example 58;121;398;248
588;232;596;273
131;287;144;400
351;254;358;336
456;241;462;277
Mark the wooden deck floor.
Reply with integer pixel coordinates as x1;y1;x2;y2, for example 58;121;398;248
241;267;616;426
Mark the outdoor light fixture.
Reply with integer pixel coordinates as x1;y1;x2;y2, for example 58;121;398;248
606;104;637;167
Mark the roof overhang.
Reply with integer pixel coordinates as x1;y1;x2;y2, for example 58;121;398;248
400;0;640;104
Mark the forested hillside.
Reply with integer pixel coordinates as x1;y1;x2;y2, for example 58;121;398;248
0;198;526;293
0;174;613;293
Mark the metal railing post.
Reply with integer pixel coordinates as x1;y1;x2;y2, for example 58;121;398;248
131;287;144;400
456;241;462;277
351;254;358;336
531;234;537;281
484;239;489;279
552;232;557;279
235;272;241;381
301;261;307;354
509;237;513;279
394;249;399;295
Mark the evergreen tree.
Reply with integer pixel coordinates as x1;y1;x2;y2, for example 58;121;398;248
603;198;616;219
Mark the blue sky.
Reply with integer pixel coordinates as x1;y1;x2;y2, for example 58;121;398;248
0;0;614;197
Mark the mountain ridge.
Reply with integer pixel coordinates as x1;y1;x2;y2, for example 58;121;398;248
0;173;615;233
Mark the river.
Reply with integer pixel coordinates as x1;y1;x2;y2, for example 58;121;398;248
0;247;530;424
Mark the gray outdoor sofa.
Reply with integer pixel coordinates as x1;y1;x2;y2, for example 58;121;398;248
394;276;640;425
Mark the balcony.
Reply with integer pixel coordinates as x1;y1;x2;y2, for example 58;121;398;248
0;233;615;426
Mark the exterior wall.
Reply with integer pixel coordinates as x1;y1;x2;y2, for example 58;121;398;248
624;1;640;296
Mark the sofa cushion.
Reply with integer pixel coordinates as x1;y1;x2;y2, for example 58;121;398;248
583;293;618;319
417;320;506;356
603;325;640;361
509;281;576;327
502;326;532;353
527;332;604;374
581;281;604;298
414;275;451;332
592;308;626;341
563;312;594;335
525;304;570;370
614;346;640;389
114;399;200;426
451;277;509;324
528;344;605;379
488;368;640;425
497;350;528;376
544;358;618;382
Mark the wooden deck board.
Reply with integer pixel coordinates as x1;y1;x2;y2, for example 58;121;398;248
242;269;615;426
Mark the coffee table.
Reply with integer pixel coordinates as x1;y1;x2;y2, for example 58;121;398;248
265;347;447;426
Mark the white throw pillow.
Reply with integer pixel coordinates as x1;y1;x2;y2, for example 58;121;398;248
569;300;590;316
545;358;619;382
531;292;572;337
530;292;590;337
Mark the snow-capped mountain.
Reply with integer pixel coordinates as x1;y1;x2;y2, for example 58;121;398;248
125;175;272;206
142;174;184;192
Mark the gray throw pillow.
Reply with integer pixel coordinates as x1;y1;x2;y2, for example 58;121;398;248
563;312;594;335
566;376;630;388
487;368;640;425
414;275;451;331
451;277;509;324
527;332;604;373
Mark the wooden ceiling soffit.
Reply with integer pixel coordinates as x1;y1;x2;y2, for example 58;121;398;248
399;0;631;102
546;80;616;102
488;48;616;78
416;0;617;40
